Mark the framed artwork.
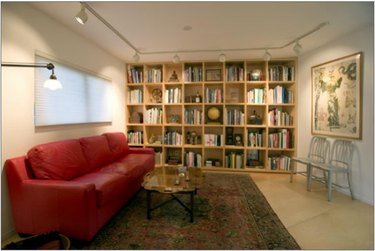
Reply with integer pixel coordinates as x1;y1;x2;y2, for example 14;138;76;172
206;69;222;81
311;52;362;139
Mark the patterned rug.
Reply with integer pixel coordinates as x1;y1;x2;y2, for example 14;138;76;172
72;173;300;250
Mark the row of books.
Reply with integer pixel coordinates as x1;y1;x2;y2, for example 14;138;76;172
225;152;244;168
184;151;202;167
184;66;203;82
268;85;293;104
268;108;293;126
225;108;245;125
164;131;182;145
267;155;291;170
204;134;224;146
268;65;295;81
268;129;292;149
128;89;143;104
247;130;265;147
184;109;203;125
127;67;143;83
127;130;143;144
146;68;162;83
247;88;266;104
226;65;245;81
206;88;223;103
145;107;162;124
165;88;182;103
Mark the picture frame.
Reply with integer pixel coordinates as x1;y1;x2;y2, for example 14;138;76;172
206;69;222;81
311;52;362;139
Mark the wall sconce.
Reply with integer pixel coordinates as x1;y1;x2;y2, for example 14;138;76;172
1;62;63;90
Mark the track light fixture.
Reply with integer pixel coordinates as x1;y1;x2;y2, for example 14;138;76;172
293;41;302;55
1;62;62;90
172;54;180;64
263;50;271;61
79;3;329;61
75;4;88;25
133;52;140;63
218;53;226;63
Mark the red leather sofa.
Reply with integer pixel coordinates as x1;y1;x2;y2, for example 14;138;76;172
5;132;155;241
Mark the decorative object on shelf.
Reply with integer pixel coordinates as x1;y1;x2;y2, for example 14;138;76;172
148;133;156;144
168;70;179;82
250;69;262;81
206;69;222;81
186;131;191;144
195;92;202;103
312;52;362;139
190;131;197;145
249;110;262;125
197;135;202;145
152;88;162;103
207;106;221;124
234;134;243;146
130;112;143;123
225;127;234;145
214;160;221;167
168;114;180;124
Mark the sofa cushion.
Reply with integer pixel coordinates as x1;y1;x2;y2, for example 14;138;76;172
27;140;90;180
102;132;129;160
98;154;154;181
79;135;114;170
72;172;127;207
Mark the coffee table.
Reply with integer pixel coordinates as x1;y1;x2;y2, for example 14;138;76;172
142;165;204;222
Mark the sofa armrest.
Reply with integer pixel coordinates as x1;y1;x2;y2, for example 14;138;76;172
9;178;97;240
128;148;155;155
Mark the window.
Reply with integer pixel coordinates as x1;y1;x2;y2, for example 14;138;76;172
35;55;113;126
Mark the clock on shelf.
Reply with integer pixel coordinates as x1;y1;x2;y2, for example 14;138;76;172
206;106;221;124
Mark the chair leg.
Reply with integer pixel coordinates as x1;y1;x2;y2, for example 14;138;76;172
327;171;332;201
307;164;312;191
290;163;294;183
347;172;355;200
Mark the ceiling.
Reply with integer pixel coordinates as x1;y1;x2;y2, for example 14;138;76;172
30;2;373;63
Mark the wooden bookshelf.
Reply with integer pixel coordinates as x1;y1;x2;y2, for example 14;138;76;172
126;59;297;173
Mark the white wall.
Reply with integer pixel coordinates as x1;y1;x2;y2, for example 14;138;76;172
1;3;126;239
298;24;374;205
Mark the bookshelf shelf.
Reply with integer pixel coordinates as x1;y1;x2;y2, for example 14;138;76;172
126;59;297;173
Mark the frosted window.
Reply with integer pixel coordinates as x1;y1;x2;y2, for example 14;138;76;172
35;55;112;126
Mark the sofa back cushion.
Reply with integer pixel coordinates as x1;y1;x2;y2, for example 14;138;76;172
79;135;114;170
27;140;90;180
102;132;130;159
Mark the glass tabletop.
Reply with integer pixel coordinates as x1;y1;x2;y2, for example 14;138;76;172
142;165;203;193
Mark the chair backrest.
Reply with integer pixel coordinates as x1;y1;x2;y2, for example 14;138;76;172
329;139;353;169
308;136;330;163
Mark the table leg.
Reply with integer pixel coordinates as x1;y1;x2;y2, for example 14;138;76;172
147;190;151;220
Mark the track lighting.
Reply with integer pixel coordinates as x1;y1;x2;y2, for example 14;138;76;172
172;54;180;64
133;52;140;63
263;50;271;61
218;53;226;63
293;41;302;55
1;62;62;90
75;4;88;25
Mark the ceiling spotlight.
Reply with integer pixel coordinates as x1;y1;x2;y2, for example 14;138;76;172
172;54;180;64
263;50;271;61
133;52;140;63
218;53;226;63
293;41;302;55
75;4;88;24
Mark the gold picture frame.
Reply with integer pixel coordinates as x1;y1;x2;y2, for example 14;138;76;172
311;52;362;139
206;69;222;81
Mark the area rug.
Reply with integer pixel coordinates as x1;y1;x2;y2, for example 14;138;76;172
72;173;300;250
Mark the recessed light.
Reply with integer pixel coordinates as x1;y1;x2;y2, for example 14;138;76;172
182;25;192;31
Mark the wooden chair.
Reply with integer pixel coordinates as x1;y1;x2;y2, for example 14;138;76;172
290;136;330;190
308;139;354;201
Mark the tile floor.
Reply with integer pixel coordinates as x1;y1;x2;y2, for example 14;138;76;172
250;172;374;250
2;172;373;250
